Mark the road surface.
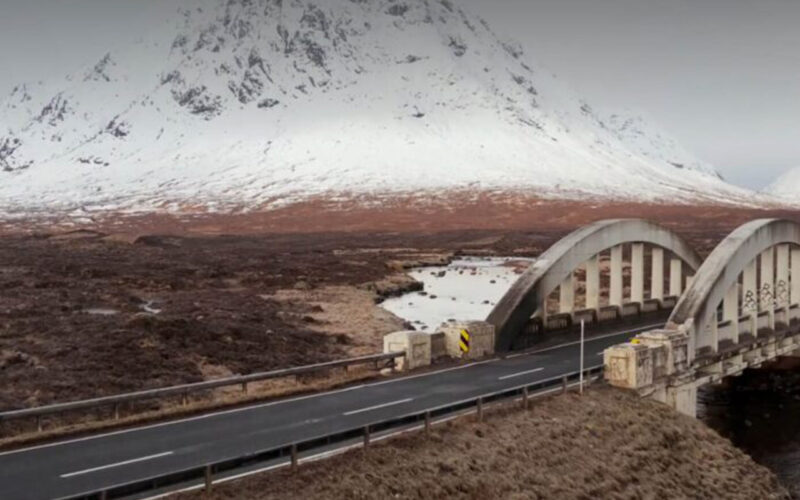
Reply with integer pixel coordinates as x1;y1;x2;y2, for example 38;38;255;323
0;323;661;500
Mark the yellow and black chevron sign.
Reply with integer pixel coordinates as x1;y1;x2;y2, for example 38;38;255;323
459;329;470;354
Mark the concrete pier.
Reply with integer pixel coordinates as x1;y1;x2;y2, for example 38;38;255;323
585;256;600;310
559;273;575;315
610;245;623;308
651;248;664;302
777;244;790;306
669;258;682;297
792;248;800;304
631;243;645;303
761;248;775;328
723;284;739;343
743;260;758;314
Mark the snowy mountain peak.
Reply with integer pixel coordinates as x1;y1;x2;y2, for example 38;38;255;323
0;0;750;215
763;167;800;199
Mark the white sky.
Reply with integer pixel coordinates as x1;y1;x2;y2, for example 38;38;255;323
1;0;798;189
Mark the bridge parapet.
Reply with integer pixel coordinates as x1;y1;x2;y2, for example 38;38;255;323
383;321;496;370
604;328;689;390
605;323;800;417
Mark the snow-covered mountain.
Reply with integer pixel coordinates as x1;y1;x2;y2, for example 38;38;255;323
763;167;800;200
0;0;753;215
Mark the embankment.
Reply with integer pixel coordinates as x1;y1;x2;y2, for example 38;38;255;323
180;386;788;499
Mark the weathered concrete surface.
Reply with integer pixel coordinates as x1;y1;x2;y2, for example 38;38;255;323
430;331;447;360
487;219;702;352
605;327;800;417
604;343;654;389
383;331;431;371
668;219;800;352
440;321;495;360
604;329;688;390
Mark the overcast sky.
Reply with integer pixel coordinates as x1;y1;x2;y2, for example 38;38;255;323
0;0;798;189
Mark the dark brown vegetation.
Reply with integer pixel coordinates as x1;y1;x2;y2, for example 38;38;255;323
0;232;454;409
1;198;797;410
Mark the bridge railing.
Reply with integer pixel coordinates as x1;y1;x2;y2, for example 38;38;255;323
0;351;404;434
54;365;604;500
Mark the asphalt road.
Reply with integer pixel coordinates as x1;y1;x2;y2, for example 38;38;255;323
0;322;661;500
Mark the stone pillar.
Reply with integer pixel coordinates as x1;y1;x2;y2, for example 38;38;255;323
610;245;623;307
709;313;719;353
743;259;758;335
559;273;575;315
723;283;739;344
439;321;495;359
792;248;800;306
743;259;758;313
631;243;644;304
777;244;790;307
585;255;600;310
383;331;432;371
760;248;775;329
669;258;682;297
651;247;664;302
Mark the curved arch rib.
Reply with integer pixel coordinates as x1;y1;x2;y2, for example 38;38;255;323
487;219;702;352
667;219;800;346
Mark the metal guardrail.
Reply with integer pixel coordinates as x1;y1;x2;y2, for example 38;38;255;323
58;365;604;500
0;351;405;431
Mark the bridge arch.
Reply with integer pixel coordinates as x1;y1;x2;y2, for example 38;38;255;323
487;219;703;352
667;219;800;359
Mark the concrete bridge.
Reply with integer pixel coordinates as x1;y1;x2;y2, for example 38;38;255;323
488;217;800;417
487;218;703;352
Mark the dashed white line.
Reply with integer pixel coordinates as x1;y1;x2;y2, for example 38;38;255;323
364;359;498;388
141;378;601;500
343;398;414;416
497;367;544;380
0;384;370;458
524;323;663;356
60;451;174;479
6;325;652;460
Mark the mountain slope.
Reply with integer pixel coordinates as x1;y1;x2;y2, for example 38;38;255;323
763;167;800;200
0;0;753;215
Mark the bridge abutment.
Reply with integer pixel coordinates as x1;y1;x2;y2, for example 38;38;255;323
651;384;698;418
605;325;800;417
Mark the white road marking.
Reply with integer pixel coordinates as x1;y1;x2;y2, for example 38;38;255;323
141;378;601;500
141;413;469;500
2;324;656;458
60;451;174;479
522;322;663;356
498;367;544;380
343;398;414;416
0;384;369;458
364;359;498;388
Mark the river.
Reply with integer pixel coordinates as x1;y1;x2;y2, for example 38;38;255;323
700;366;800;496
